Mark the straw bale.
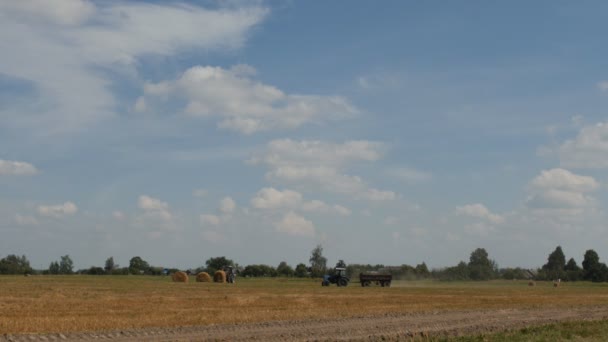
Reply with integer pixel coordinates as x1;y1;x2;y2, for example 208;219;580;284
196;272;212;282
214;270;226;283
172;271;188;283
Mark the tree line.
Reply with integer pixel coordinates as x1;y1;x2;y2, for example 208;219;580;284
1;245;607;282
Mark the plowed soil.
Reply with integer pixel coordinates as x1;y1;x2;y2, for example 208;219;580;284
3;305;607;341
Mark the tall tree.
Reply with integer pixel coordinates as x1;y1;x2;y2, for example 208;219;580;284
582;249;608;282
309;244;327;278
542;246;566;279
104;257;115;273
468;248;495;280
49;261;60;274
59;255;74;274
294;263;308;278
564;257;583;281
205;256;234;274
129;256;150;275
276;261;294;277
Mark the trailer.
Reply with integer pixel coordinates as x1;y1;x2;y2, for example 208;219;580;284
359;273;392;287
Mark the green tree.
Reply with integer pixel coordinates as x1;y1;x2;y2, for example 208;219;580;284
415;262;429;277
49;261;60;274
0;254;33;275
205;256;234;274
129;256;150;275
59;255;74;274
542;246;566;280
104;257;115;273
564;258;583;281
582;250;608;282
276;261;294;277
294;263;308;278
309;244;327;278
468;248;495;280
335;259;346;268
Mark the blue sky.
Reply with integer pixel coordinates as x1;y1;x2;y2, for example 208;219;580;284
1;1;608;270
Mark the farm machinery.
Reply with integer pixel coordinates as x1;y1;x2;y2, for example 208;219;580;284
321;267;350;287
359;273;392;287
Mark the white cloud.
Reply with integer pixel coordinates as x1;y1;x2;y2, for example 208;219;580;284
455;203;504;224
531;168;599;192
274;211;315;237
251;139;397;201
301;200;351;216
525;169;599;210
14;214;38;226
0;2;267;135
0;159;38;176
251;187;302;209
559;122;608;168
141;65;357;134
138;195;172;221
598;81;608;91
200;214;220;226
37;201;78;218
112;211;125;220
219;197;236;214
0;0;96;26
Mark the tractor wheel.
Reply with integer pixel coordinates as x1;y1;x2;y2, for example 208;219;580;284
338;278;348;287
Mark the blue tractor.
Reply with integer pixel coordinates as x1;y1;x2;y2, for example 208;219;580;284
321;267;350;287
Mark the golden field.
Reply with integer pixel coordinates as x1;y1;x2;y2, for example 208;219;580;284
1;275;607;334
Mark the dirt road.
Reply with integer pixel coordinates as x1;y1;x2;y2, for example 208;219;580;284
3;305;608;341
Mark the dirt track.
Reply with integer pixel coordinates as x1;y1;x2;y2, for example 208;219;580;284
3;305;608;341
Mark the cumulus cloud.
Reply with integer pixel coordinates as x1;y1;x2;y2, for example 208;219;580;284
37;201;78;218
530;168;599;192
598;81;608;92
219;197;236;214
455;203;504;224
112;211;125;220
250;139;397;201
0;159;38;175
274;211;315;237
140;65;357;134
559;122;608;168
250;187;351;216
302;200;351;216
138;195;172;221
251;187;302;209
14;214;38;226
0;2;267;135
525;169;599;210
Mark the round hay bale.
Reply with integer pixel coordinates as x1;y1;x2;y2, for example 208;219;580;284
528;281;536;287
214;270;226;283
171;271;188;283
553;281;560;287
196;272;212;282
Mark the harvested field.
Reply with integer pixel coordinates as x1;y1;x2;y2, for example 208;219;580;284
1;276;607;340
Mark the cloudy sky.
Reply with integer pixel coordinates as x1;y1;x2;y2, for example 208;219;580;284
2;1;608;270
